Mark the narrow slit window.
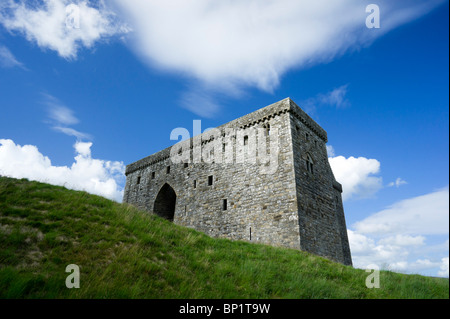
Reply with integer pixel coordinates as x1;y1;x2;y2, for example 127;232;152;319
306;154;314;174
208;175;213;186
222;199;227;211
136;176;141;184
249;227;252;241
193;180;197;188
243;135;248;146
151;172;155;179
167;166;170;174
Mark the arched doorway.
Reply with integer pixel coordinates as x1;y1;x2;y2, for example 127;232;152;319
154;183;176;221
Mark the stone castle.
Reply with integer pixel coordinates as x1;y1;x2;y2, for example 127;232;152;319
123;98;352;266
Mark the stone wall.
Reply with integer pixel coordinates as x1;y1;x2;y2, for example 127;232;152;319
288;99;352;265
124;98;352;266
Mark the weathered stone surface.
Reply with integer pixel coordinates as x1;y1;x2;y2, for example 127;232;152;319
123;98;352;266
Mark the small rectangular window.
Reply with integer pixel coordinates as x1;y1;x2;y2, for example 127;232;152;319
184;163;188;168
193;180;197;189
244;135;248;146
151;172;155;179
208;175;213;186
222;199;227;211
167;166;170;174
136;176;141;184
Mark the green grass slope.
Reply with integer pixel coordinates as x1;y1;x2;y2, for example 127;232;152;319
0;176;448;299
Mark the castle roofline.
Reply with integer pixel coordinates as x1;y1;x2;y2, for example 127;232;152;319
125;97;327;175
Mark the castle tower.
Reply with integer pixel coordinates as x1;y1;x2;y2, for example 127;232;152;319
124;98;352;266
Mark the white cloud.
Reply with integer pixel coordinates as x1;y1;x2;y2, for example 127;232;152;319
0;0;129;59
378;234;425;247
52;126;92;140
179;87;222;118
348;229;449;276
302;85;350;115
329;155;383;201
388;177;408;188
326;145;335;157
348;229;409;269
317;85;350;109
115;0;445;91
43;93;91;140
0;139;125;202
438;257;449;277
0;45;25;69
110;0;444;114
44;93;79;125
353;186;449;236
2;1;445;115
348;188;449;277
74;140;92;157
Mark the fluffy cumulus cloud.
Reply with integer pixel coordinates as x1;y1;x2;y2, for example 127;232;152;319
353;187;449;236
347;187;449;277
327;146;448;277
329;155;383;201
0;0;130;59
348;229;449;276
0;139;125;202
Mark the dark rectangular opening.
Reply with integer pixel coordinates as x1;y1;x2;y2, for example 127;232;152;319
244;135;248;146
184;163;188;168
208;175;213;186
151;172;155;179
222;199;227;211
166;166;170;174
136;176;141;184
193;180;197;188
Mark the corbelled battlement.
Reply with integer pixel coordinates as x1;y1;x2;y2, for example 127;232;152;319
125;98;327;175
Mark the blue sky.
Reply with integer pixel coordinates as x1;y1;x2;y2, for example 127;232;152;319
0;0;448;278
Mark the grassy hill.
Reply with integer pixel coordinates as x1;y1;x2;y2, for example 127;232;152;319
0;176;448;299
